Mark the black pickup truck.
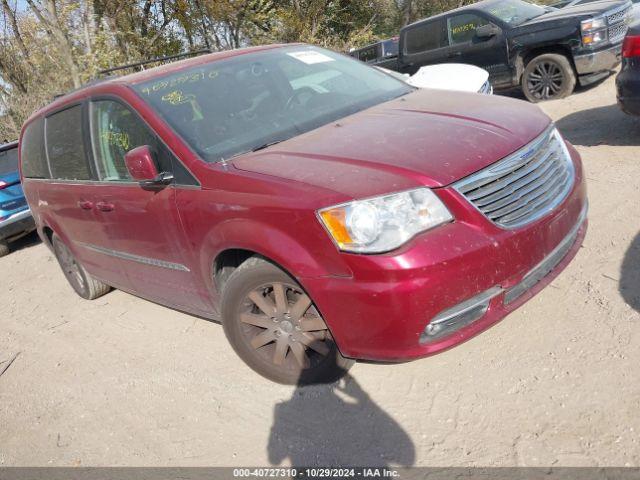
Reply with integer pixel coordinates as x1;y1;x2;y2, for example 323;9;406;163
394;0;632;101
349;37;400;69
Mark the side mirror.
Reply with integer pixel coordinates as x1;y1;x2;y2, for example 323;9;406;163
475;24;500;39
124;145;173;188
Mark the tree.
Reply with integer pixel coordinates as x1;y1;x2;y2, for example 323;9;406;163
0;0;475;140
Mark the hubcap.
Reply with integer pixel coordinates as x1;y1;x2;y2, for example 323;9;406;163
239;282;330;369
279;320;293;333
527;61;564;100
55;242;85;292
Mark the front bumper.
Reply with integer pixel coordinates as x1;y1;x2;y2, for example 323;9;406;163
0;209;35;241
303;144;587;361
574;43;622;76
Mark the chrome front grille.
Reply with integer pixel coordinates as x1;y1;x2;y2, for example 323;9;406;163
609;22;628;44
607;5;630;26
607;4;630;43
454;126;575;229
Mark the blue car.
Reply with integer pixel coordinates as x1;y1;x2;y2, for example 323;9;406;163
0;141;35;256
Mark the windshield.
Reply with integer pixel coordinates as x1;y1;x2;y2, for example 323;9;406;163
481;0;546;25
0;146;19;176
134;46;412;162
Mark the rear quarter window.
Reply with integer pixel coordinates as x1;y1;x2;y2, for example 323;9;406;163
21;118;50;179
45;105;91;180
404;20;448;54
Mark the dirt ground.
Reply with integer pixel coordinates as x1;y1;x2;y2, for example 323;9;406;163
1;73;640;468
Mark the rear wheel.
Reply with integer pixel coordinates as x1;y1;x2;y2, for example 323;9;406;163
0;240;9;258
52;234;111;300
522;53;576;102
221;257;353;385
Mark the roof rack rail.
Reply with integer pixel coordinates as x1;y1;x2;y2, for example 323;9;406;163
50;50;213;101
97;49;212;77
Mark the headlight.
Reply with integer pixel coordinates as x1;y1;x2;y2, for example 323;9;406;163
318;188;453;253
581;17;607;45
581;17;606;31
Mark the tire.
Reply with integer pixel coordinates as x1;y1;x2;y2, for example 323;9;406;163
52;234;111;300
522;53;576;103
221;257;354;385
0;240;9;258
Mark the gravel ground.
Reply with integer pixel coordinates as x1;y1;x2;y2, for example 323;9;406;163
1;73;639;467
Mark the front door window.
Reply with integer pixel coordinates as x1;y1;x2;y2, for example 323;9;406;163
89;100;156;182
447;14;491;46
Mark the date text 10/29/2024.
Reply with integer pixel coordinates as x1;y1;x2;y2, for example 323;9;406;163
233;468;401;478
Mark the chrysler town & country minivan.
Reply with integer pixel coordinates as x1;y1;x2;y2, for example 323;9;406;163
20;45;588;384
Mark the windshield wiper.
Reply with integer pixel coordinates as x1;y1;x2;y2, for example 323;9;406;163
251;140;283;152
223;140;285;162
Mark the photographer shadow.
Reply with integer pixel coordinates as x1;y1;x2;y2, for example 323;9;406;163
555;104;640;147
620;232;640;312
268;374;416;467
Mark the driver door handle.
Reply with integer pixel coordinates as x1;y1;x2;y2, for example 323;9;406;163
96;201;115;212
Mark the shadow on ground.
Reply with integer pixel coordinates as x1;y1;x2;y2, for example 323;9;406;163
268;374;415;467
620;232;640;313
6;231;41;254
556;104;640;147
496;75;640;147
498;75;607;102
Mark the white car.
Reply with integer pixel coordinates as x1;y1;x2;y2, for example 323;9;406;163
375;64;493;94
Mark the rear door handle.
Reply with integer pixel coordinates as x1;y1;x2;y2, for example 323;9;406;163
95;201;115;212
78;200;94;210
448;51;462;58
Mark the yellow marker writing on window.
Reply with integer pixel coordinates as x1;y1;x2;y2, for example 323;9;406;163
101;131;130;151
161;90;203;121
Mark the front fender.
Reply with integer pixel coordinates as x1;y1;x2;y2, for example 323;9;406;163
197;217;353;298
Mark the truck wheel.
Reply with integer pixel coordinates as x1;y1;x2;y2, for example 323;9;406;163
221;257;354;385
0;240;9;258
52;234;111;300
522;53;576;102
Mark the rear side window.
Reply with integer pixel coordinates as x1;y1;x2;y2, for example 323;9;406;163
90;100;156;182
381;39;399;57
447;14;490;45
21;119;50;179
46;105;91;180
358;44;379;63
0;146;19;176
404;20;448;54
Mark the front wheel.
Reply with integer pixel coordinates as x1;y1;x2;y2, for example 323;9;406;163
52;234;111;300
221;257;353;385
522;53;576;102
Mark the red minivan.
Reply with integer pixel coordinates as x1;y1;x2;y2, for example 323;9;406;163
20;44;588;384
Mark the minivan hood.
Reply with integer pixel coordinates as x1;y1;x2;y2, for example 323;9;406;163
233;89;551;200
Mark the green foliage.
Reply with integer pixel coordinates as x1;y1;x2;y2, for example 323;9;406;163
0;0;475;140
